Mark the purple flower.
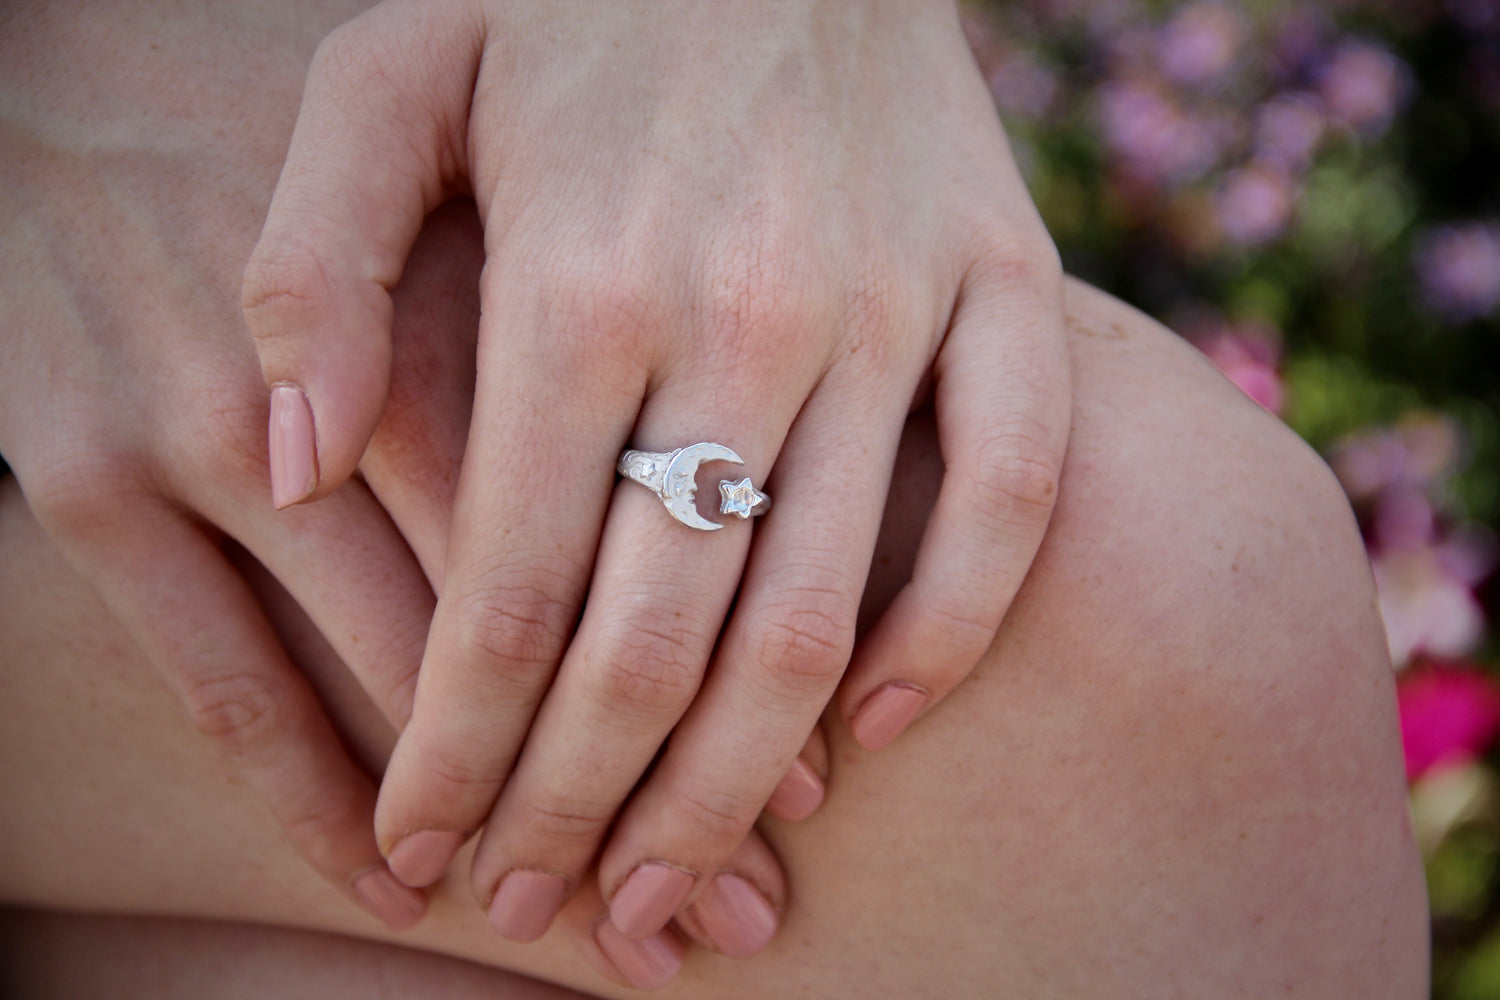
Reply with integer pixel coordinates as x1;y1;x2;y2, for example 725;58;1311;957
1214;163;1296;246
1157;1;1249;87
1414;222;1500;321
1095;80;1220;187
1468;41;1500;112
1331;417;1462;500
1034;0;1143;38
1268;7;1332;80
1254;91;1326;169
989;51;1061;121
1447;0;1500;32
1317;39;1408;136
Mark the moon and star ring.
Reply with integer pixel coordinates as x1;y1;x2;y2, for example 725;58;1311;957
616;442;771;532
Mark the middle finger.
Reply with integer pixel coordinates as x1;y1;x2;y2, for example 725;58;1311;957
469;363;804;943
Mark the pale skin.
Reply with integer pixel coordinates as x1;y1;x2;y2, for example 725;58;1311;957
0;2;1428;993
242;0;1070;945
1;0;1068;948
1;0;820;966
0;272;1427;994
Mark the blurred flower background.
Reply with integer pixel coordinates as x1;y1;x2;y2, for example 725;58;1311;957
962;0;1499;993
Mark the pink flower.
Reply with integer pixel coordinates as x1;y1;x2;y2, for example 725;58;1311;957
1413;222;1500;321
1398;662;1500;781
1374;487;1438;551
1374;547;1487;668
1211;350;1285;414
1188;315;1286;414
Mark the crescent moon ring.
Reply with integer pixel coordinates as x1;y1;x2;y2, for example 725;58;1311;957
617;442;772;531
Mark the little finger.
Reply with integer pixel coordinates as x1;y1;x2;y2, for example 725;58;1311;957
839;250;1069;750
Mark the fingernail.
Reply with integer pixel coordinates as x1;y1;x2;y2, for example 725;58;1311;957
269;384;317;508
488;870;569;943
609;862;695;940
692;873;778;958
351;866;426;931
765;757;825;822
594;920;684;991
850;682;929;751
386;830;463;888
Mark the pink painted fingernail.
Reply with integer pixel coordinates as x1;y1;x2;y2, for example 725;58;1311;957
765;757;825;822
692;873;779;958
609;863;695;940
488;870;569;943
269;385;317;508
351;866;426;931
850;683;929;751
386;830;463;888
594;920;684;991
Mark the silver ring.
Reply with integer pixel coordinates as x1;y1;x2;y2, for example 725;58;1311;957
617;442;771;532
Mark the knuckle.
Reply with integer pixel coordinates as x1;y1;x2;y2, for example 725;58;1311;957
241;244;332;339
964;425;1063;523
23;446;142;540
280;787;367;871
975;231;1063;293
584;619;703;721
673;783;761;846
919;598;1000;681
840;264;918;373
527;255;662;366
305;14;469;179
744;593;856;697
418;737;504;791
450;580;575;682
377;658;422;728
702;241;812;368
517;794;613;845
307;18;384;92
179;670;288;760
173;378;272;491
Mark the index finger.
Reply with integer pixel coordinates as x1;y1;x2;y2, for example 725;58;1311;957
373;290;644;888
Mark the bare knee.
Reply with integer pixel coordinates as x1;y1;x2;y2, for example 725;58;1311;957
1009;280;1428;994
844;279;1428;996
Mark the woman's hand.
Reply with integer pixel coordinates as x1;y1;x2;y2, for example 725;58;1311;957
0;0;454;930
244;0;1068;950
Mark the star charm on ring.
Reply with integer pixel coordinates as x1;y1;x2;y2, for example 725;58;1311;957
719;477;771;519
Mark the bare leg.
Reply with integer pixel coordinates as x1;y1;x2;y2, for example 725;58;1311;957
0;280;1427;998
0;908;586;1000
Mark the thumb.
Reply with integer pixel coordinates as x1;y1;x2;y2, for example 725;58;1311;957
242;2;482;508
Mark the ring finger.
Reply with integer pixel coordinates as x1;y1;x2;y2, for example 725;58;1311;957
594;372;904;950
